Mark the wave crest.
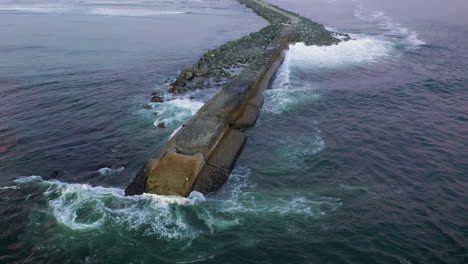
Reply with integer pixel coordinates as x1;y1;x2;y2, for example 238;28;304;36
11;169;341;240
354;8;426;46
288;38;393;69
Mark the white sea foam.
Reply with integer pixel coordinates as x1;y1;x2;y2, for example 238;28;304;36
405;31;426;46
264;35;393;114
276;49;291;87
210;167;341;217
14;176;202;238
267;197;342;216
170;125;183;138
354;8;426;46
0;6;70;13
262;33;393;114
13;175;43;183
0;185;18;190
288;37;393;69
11;171;340;239
263;51;320;114
187;191;206;203
264;87;320;114
276;132;325;167
98;166;125;176
152;98;203;128
10;176;211;239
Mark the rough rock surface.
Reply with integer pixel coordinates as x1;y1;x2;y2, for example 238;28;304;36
150;95;164;103
167;0;350;94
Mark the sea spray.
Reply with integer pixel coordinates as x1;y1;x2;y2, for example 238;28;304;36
353;7;426;47
149;98;204;128
98;167;125;176
288;37;394;69
10;171;341;239
264;32;395;114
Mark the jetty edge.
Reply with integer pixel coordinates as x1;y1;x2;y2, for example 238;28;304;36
125;0;349;197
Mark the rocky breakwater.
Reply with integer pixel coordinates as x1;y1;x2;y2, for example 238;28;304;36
125;0;349;197
168;0;349;94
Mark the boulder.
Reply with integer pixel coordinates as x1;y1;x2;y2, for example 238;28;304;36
171;77;186;88
183;70;194;80
194;66;209;77
169;77;188;94
151;95;164;103
169;84;188;94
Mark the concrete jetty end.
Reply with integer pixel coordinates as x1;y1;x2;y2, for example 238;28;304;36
125;0;349;197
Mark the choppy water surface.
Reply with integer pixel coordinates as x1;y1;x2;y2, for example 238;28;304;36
1;0;467;263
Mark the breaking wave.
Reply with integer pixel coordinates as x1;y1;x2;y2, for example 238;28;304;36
151;98;204;128
0;6;69;13
0;185;18;190
263;34;393;115
288;37;394;69
354;7;426;46
13;175;205;238
98;166;125;176
263;30;396;115
263;51;321;114
264;87;320;114
11;168;341;240
260;32;394;164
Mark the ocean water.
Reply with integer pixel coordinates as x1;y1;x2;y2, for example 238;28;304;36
1;0;467;263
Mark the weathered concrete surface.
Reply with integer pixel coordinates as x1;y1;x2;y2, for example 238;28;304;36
193;129;247;194
146;151;204;197
125;0;348;197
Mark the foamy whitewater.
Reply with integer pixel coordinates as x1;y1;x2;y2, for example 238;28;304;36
264;31;399;114
151;98;204;128
98;167;125;176
11;168;341;240
262;32;395;162
353;5;427;46
289;37;393;68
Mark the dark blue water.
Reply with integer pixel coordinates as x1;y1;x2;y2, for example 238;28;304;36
1;0;467;263
0;0;267;187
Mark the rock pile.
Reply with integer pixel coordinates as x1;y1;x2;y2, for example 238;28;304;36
167;0;350;95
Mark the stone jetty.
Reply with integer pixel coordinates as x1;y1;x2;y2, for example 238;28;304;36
125;0;349;197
